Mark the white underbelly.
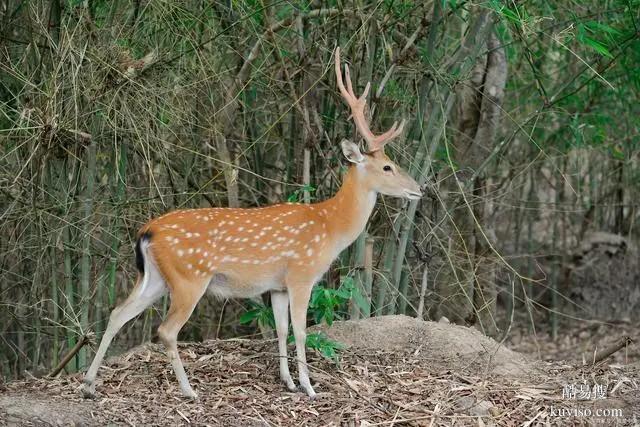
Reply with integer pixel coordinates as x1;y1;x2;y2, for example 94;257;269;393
206;272;285;299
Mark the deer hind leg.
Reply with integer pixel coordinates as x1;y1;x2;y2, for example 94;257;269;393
82;259;166;398
286;275;316;399
271;290;296;391
157;278;208;399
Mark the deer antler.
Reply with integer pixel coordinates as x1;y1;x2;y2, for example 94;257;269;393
335;47;405;153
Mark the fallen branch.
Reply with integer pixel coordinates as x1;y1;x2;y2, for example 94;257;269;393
48;334;93;378
593;336;633;364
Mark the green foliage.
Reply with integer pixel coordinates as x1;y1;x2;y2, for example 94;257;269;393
300;332;344;362
575;21;622;59
384;79;415;105
309;276;363;326
239;277;362;362
489;0;531;29
287;185;316;202
240;299;275;330
383;0;415;17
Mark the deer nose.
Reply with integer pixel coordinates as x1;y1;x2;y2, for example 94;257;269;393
403;189;423;200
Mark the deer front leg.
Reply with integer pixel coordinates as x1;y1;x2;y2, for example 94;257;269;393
271;290;296;391
287;281;316;399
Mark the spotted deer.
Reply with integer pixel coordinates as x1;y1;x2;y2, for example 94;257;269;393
82;47;422;400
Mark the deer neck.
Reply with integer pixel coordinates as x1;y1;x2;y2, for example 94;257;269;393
320;166;376;251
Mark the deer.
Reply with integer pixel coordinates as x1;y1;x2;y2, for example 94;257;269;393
81;47;422;400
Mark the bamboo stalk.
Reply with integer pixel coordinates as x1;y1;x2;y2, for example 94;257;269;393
416;264;429;320
375;225;398;316
526;160;537;332
389;214;415;313
350;232;367;320
62;154;77;372
79;139;97;368
62;224;76;372
108;142;127;310
550;165;563;341
397;266;410;315
362;237;374;318
303;148;311;204
51;246;60;367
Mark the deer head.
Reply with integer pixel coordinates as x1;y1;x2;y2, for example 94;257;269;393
335;47;422;200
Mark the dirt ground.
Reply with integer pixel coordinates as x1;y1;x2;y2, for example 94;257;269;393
1;315;638;426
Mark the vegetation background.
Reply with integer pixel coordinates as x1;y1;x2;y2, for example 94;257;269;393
1;0;638;379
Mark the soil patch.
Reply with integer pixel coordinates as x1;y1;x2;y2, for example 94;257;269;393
1;316;638;426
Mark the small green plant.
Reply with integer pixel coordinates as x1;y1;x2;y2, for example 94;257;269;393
287;185;316;202
239;299;275;330
240;276;363;362
308;276;365;326
295;332;344;363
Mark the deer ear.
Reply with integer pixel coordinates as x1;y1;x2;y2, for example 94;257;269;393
341;140;365;164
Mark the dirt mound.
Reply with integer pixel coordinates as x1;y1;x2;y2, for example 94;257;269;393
1;316;638;426
313;315;538;378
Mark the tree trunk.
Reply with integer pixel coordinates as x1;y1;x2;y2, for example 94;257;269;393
434;29;507;336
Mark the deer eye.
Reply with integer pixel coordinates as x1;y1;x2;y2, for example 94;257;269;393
383;165;392;172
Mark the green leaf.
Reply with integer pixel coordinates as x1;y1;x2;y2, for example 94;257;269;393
286;185;316;203
582;36;613;58
305;332;344;363
239;309;260;324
